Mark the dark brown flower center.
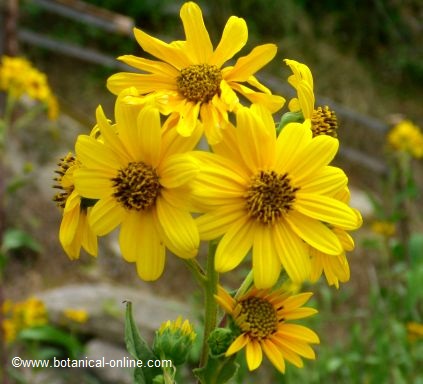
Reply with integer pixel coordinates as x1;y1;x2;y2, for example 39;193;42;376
112;161;161;211
245;170;299;225
238;297;278;339
52;152;76;209
311;106;338;137
176;64;222;103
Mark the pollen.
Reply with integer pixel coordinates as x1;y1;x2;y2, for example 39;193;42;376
311;106;338;137
237;297;278;340
112;161;161;211
52;152;76;209
245;170;299;225
177;64;222;103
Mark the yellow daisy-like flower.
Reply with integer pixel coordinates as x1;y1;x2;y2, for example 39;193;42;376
216;286;319;373
284;59;338;137
407;321;423;342
53;152;98;260
73;95;200;281
192;105;361;288
370;220;396;237
387;119;423;158
107;1;284;144
63;308;89;324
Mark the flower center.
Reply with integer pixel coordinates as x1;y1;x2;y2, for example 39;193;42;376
238;297;278;340
112;161;161;211
311;106;338;137
245;170;299;225
176;64;222;103
53;153;76;209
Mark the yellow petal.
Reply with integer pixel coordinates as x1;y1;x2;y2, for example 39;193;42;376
274;122;312;174
89;196;126;236
117;55;179;78
210;16;248;67
159;154;199;189
215;217;254;272
136;106;162;166
156;197;199;259
59;205;80;248
273;221;311;282
289;134;339;184
236;106;275;172
75;135;122;171
253;226;281;289
278;324;320;344
176;101;201;137
119;210;165;281
80;210;98;257
226;334;249;356
74;169;114;199
261;340;286;373
295;193;361;230
245;339;263;370
225;44;277;82
286;211;342;255
133;27;190;70
196;207;245;240
180;2;213;63
107;72;177;95
299;166;347;196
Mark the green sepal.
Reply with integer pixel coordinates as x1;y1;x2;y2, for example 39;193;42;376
193;355;239;384
124;301;162;383
276;111;304;135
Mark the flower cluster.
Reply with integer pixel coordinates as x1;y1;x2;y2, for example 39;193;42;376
2;297;48;343
53;1;362;376
0;55;59;120
387;119;423;158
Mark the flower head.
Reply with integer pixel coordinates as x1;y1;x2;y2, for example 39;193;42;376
387;120;423;158
63;308;89;324
107;2;284;144
154;316;196;365
192;105;361;288
216;286;319;373
0;55;59;119
53;152;98;260
370;220;396;237
284;59;338;137
73;91;200;280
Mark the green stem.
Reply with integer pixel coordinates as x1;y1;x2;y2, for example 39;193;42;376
199;241;219;368
234;270;253;300
183;258;207;289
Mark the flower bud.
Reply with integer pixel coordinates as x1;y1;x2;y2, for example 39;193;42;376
207;327;234;358
153;316;196;366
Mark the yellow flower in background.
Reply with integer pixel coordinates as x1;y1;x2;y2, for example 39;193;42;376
192;105;361;288
370;220;396;237
387;120;423;158
216;286;319;373
74;93;200;281
2;297;48;343
63;308;89;323
284;59;338;137
0;55;59;120
407;322;423;342
107;1;284;144
53;152;98;260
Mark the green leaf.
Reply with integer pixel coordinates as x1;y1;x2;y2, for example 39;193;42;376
2;228;42;254
18;325;83;359
194;356;239;384
124;301;162;383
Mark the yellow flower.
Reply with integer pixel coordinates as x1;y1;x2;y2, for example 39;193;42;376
284;59;338;137
53;152;98;260
107;2;284;144
192;105;361;288
73;93;200;281
0;55;59;120
63;308;89;323
387;120;423;158
407;321;423;342
370;220;396;237
216;286;319;373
